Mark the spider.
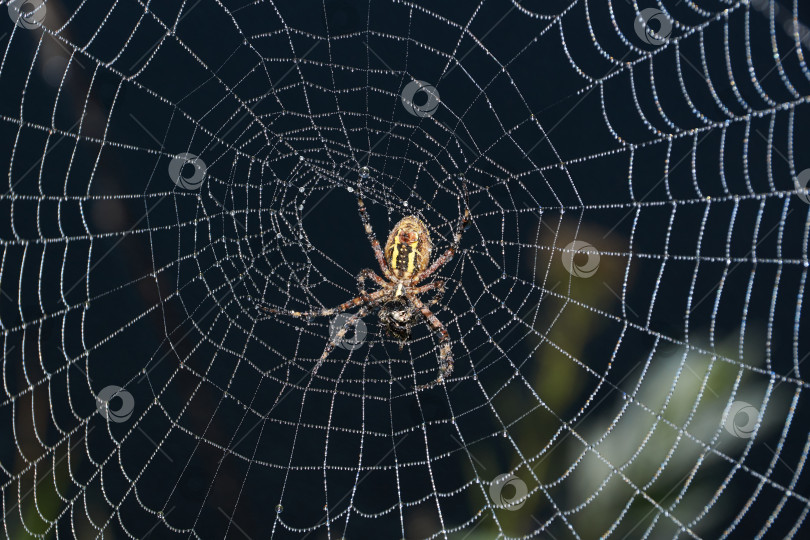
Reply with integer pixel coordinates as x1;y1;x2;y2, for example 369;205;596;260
257;187;470;390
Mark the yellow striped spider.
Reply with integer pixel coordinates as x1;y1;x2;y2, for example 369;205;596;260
257;188;469;390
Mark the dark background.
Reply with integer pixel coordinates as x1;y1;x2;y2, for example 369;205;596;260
1;0;809;538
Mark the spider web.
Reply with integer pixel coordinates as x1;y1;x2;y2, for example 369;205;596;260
1;0;810;537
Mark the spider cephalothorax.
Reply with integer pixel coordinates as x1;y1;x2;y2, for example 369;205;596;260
257;185;469;390
378;297;421;344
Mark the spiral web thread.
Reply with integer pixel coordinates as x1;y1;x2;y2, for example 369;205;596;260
1;0;810;538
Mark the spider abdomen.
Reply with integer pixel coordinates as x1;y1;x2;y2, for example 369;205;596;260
384;216;432;280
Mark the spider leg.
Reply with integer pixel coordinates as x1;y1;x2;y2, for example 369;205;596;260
409;295;453;390
429;280;445;306
357;195;396;281
312;304;371;378
409;280;445;306
256;288;386;319
412;195;470;284
357;268;386;301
